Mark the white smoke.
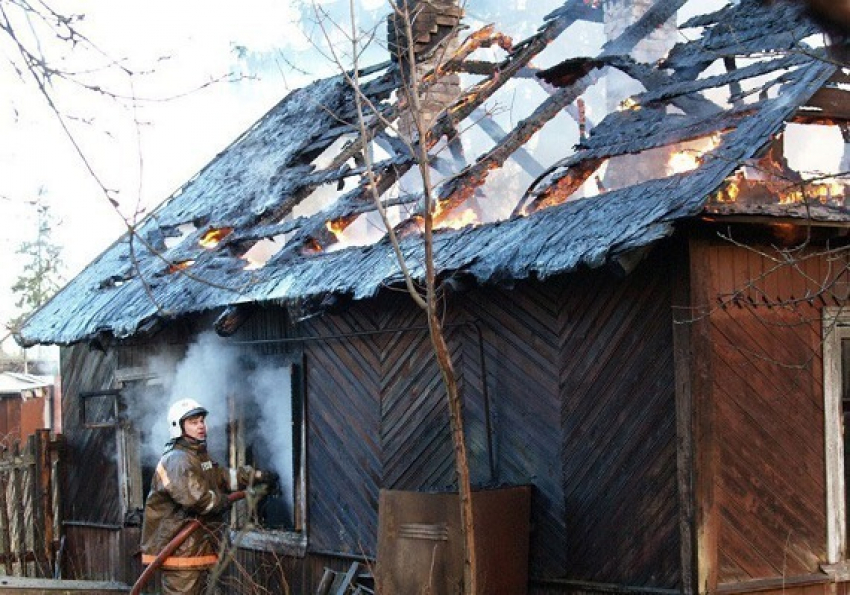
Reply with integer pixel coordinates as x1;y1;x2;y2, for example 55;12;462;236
245;365;295;514
130;331;297;520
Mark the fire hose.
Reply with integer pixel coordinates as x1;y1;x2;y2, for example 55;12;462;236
130;490;247;595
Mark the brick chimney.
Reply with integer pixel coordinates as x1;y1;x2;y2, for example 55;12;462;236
387;0;464;141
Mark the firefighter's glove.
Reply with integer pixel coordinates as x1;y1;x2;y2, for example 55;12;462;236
254;470;280;495
208;491;232;516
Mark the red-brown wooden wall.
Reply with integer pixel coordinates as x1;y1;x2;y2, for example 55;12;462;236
691;236;842;591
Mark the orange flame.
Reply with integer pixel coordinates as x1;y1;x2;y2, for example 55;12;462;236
168;260;195;274
667;135;722;175
303;238;324;254
199;227;233;249
326;219;348;240
712;167;849;206
436;208;478;230
618;97;640;111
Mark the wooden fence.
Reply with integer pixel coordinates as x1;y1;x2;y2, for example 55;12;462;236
0;429;61;578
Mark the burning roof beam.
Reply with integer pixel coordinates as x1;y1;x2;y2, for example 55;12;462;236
271;0;597;257
213;69;400;248
439;24;513;74
517;158;606;215
425;83;593;225
393;0;694;226
455;61;540;79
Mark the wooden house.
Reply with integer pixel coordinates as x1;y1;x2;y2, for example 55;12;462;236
15;0;850;593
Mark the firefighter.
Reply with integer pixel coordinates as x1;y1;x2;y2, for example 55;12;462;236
140;398;276;595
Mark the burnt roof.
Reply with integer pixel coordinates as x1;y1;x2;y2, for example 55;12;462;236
16;0;848;347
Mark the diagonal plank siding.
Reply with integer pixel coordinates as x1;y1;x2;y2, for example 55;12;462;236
380;296;456;491
698;240;830;584
557;265;679;587
460;279;568;578
294;250;681;586
301;307;383;556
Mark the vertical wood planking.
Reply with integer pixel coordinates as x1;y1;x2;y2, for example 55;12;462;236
0;470;10;574
302;305;382;556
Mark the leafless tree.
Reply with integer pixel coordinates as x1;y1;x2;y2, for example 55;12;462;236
310;0;482;590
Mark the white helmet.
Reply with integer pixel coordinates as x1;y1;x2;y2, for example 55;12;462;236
167;398;208;438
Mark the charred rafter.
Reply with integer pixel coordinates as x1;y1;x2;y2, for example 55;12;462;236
391;0;690;227
516;158;606;216
428;83;590;226
273;0;597;257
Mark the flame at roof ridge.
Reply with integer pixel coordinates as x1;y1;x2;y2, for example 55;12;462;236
14;0;848;348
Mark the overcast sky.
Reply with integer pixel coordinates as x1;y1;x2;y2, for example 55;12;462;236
0;0;732;353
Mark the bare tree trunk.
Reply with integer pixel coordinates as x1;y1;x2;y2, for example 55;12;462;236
333;1;479;589
427;308;477;593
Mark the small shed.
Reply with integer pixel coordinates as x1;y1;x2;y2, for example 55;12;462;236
0;372;56;447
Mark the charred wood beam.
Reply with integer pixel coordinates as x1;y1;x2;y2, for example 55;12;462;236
223;68;401;242
633;53;810;107
604;56;722;116
534;71;598;139
225;188;422;248
471;107;546;178
375;131;412;159
441;24;514;72
600;0;687;57
272;0;588;258
214;304;257;337
729;61;823;105
399;81;595;229
723;57;744;108
515;158;605;216
455;60;539;79
544;0;604;23
285;165;410;254
666;2;819;80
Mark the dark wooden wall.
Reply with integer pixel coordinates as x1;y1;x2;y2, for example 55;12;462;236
295;246;680;589
56;249;681;592
693;237;835;588
60;343;120;527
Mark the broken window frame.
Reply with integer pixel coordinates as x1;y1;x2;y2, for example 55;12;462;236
227;355;307;556
112;367;164;526
823;308;850;564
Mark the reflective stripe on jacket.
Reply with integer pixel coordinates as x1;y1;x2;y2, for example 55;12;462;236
140;438;254;569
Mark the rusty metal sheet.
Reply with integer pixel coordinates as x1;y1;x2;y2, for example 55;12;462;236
376;486;532;595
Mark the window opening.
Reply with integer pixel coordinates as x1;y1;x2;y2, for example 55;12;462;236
79;389;120;428
231;356;305;536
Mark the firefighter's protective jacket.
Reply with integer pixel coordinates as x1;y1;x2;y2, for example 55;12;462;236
140;437;256;569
